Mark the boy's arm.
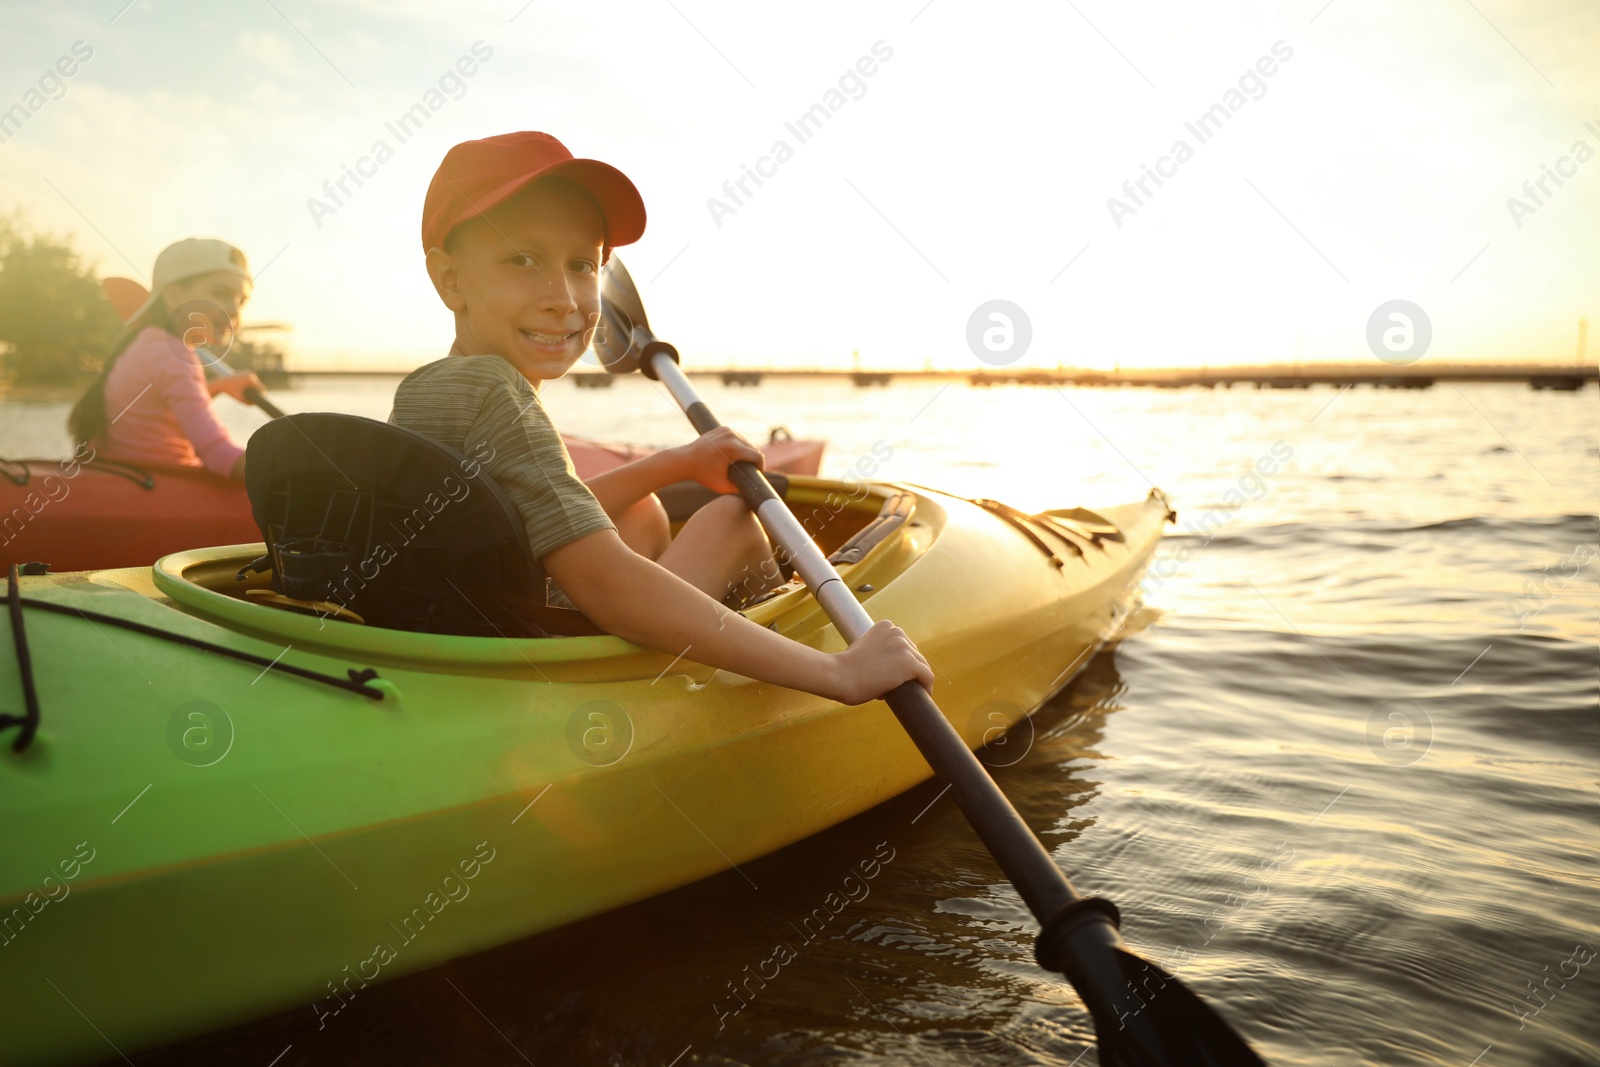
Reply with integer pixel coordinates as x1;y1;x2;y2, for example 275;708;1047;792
582;450;687;521
583;426;766;519
543;528;932;705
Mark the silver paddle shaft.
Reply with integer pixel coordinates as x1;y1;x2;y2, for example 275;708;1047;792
651;354;872;641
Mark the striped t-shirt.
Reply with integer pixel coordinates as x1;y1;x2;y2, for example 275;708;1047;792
388;354;615;568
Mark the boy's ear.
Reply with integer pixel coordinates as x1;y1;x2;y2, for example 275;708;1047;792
425;246;467;312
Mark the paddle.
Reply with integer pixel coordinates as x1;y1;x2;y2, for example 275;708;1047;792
100;276;286;419
595;257;1268;1065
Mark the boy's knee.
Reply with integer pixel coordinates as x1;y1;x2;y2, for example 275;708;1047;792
734;505;771;557
698;493;750;524
702;494;765;548
620;493;670;557
626;492;669;525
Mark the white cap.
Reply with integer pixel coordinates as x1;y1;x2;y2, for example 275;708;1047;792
127;238;252;321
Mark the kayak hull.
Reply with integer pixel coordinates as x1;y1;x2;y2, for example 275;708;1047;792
0;479;1168;1064
0;434;824;572
0;460;258;573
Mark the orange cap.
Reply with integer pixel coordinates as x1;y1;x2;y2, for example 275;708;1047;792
420;132;646;260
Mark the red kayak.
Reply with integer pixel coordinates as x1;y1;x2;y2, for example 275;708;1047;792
0;431;822;572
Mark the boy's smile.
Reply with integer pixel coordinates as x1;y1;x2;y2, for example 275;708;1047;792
427;178;606;386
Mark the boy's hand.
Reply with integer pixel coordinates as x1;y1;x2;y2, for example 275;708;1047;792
210;372;268;404
827;620;935;705
672;426;765;495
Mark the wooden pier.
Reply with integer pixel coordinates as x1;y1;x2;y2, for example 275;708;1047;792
964;365;1591;391
277;364;1596;392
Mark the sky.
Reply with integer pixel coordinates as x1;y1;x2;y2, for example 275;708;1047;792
0;0;1595;372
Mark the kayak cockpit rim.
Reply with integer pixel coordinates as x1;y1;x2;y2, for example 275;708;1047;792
146;478;943;671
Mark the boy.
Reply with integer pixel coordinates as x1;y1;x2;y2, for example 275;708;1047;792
390;131;931;705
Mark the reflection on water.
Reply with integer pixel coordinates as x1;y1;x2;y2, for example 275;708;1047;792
2;378;1595;1065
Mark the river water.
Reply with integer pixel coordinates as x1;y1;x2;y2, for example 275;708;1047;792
2;375;1596;1066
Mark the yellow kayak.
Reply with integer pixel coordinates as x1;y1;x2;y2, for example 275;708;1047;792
0;473;1170;1064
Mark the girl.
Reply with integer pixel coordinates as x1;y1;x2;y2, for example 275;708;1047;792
69;238;265;479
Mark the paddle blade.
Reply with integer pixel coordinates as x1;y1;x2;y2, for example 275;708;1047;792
595;256;652;374
102;276;150;321
1078;949;1267;1067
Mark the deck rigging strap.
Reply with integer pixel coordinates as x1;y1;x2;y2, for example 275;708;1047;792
903;482;1103;563
948;497;1079;567
0;456;161;489
0;457;30;487
83;457;157;489
1;564;42;752
0;566;385;754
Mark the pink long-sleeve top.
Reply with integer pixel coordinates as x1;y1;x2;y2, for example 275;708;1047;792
93;326;246;477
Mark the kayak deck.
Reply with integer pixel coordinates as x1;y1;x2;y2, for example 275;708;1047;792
0;478;1170;1064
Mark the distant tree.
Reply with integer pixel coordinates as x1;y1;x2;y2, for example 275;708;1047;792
0;212;123;386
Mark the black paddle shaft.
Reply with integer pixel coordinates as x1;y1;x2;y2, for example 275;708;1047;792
244;387;286;419
200;352;286;419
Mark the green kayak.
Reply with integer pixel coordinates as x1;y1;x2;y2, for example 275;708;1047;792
0;473;1169;1064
